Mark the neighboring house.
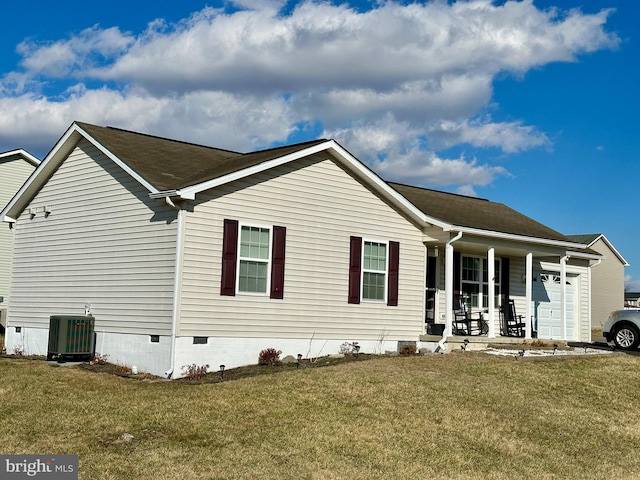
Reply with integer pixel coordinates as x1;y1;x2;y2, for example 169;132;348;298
567;234;628;328
0;149;40;334
624;292;640;309
0;122;601;377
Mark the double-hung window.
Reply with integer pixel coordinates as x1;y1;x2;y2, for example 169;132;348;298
362;241;388;301
348;236;399;306
461;255;500;309
238;225;271;294
220;219;286;298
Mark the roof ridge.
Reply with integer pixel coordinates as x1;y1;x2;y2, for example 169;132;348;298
388;181;490;202
242;138;329;156
75;121;242;156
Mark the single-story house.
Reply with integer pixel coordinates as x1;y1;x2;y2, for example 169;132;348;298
567;234;628;328
1;122;602;377
0;149;40;334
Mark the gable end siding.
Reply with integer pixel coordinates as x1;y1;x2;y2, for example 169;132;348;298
178;156;425;340
8;140;177;335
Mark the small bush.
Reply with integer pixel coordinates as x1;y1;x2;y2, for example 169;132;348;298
114;364;132;375
182;364;210;380
90;353;109;365
258;348;282;366
399;344;417;356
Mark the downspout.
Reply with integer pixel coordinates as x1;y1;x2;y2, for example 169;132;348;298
165;197;185;378
439;231;463;352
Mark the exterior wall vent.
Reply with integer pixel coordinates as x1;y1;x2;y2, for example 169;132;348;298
47;315;95;361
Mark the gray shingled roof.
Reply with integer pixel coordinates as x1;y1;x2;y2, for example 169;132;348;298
388;182;571;242
566;234;601;245
75;123;578;244
77;122;327;191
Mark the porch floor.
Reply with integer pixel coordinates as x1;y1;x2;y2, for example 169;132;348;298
419;334;562;352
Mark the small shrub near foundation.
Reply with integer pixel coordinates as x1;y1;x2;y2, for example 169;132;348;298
259;348;282;366
399;344;417;356
182;364;210;381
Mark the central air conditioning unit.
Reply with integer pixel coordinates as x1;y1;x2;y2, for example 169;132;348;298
47;315;95;362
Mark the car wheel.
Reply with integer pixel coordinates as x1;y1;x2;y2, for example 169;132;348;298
613;324;640;350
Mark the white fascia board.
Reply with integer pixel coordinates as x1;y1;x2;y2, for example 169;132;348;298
589;234;629;266
174;141;339;200
1;122;161;223
171;139;449;230
566;250;603;261
326;141;450;230
0;125;79;222
0;149;41;166
74;124;159;195
454;225;592;250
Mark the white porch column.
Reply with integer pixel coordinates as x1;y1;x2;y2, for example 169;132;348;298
561;255;569;340
487;247;496;338
525;252;533;339
445;241;454;337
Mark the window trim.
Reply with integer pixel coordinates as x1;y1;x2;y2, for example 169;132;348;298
236;222;273;296
361;239;389;303
460;255;501;310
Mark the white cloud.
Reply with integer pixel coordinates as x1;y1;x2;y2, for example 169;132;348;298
326;114;508;188
428;117;551;153
625;275;640;293
0;0;619;189
17;26;134;79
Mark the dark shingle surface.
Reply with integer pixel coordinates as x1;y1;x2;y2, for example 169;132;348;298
77;122;326;191
566;234;600;245
75;123;576;243
389;182;570;242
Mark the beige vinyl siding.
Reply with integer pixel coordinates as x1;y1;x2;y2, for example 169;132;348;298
9;140;177;334
179;155;425;340
590;238;625;326
0;158;37;306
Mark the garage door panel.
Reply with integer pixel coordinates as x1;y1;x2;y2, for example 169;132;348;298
533;272;575;340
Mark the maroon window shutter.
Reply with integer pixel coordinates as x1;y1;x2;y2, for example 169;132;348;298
220;219;238;296
270;226;286;299
348;236;362;304
500;257;510;307
387;241;400;306
453;251;461;308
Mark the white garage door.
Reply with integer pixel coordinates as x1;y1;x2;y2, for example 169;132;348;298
532;272;575;340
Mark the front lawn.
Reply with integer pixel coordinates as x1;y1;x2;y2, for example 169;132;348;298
1;351;638;479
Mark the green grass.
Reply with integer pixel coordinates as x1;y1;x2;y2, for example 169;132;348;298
1;352;639;479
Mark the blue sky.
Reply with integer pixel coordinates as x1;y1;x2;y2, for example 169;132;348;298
1;0;638;293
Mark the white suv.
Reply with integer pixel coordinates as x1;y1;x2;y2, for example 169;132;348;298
603;310;640;350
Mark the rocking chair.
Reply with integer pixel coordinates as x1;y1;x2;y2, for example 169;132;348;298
453;295;488;336
500;300;526;337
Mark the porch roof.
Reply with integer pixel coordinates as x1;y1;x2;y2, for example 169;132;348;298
388;182;571;243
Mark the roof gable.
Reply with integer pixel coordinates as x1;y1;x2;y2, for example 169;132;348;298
1;122;593;253
567;233;629;266
0;149;40;167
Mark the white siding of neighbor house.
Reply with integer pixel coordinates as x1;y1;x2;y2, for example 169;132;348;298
8;140;177;335
179;155;426;342
589;238;625;327
0;157;38;309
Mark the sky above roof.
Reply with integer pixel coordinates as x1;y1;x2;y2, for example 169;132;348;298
1;0;638;293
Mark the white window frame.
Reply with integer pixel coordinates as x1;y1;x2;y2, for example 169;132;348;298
361;239;389;303
236;223;273;295
461;255;500;310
